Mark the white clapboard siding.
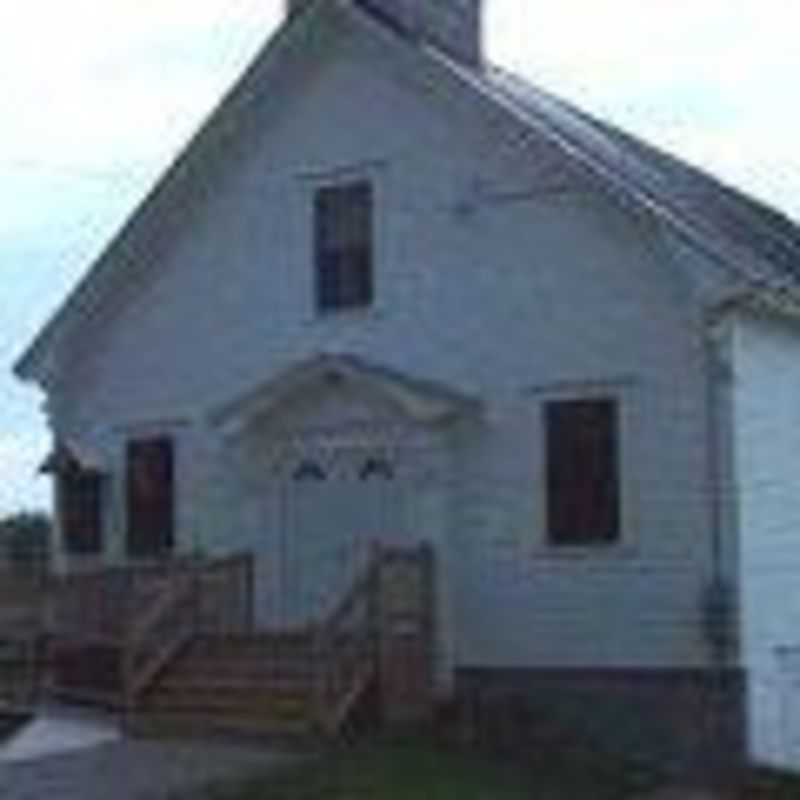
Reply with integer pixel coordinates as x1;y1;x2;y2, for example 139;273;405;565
733;313;800;769
51;33;720;672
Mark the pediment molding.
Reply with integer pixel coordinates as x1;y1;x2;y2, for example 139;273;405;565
210;354;480;439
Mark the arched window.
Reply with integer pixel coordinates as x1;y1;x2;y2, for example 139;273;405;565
293;460;326;481
359;457;394;481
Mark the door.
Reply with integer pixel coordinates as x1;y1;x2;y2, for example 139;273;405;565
278;447;404;628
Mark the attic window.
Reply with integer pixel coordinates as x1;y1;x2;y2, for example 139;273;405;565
314;180;374;312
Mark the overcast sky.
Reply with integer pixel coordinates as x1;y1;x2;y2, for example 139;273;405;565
1;0;798;516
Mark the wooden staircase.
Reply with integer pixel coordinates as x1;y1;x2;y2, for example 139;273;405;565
38;543;435;742
131;632;320;740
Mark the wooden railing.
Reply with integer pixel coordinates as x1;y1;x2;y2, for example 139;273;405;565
192;553;254;635
36;553;253;707
0;617;42;709
374;544;436;727
121;552;254;708
49;554;254;643
313;542;435;735
0;572;48;708
313;549;380;735
50;562;184;642
123;574;199;706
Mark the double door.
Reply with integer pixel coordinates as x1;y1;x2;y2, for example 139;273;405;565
273;446;405;627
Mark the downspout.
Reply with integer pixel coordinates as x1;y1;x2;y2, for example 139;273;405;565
702;308;736;668
701;306;744;773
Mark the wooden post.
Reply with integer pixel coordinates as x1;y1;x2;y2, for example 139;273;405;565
311;620;329;735
244;553;255;633
377;543;435;729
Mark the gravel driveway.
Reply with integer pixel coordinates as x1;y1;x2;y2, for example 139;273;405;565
0;738;293;800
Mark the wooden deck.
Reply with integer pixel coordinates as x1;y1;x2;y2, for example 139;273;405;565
1;545;435;741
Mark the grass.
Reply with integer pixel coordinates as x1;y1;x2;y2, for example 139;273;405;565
167;736;800;800
733;769;800;799
188;737;661;800
194;741;532;800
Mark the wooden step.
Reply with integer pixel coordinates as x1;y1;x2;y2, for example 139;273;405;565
155;675;313;694
127;709;318;745
158;677;314;697
169;657;315;684
190;633;315;657
166;650;316;679
143;689;312;719
172;647;317;665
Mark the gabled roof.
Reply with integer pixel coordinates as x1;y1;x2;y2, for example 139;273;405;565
14;0;800;384
482;66;800;289
433;51;800;291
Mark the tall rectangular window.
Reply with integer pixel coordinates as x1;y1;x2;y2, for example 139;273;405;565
126;437;175;558
60;472;103;556
545;398;620;546
314;180;373;311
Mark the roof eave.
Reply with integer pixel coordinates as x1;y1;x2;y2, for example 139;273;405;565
11;0;339;390
16;0;800;392
711;285;800;325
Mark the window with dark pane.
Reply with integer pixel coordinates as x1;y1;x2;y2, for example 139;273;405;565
314;180;373;311
126;437;175;558
60;471;104;556
545;398;620;545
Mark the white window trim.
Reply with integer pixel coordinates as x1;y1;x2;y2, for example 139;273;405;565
296;160;390;323
527;376;642;559
111;420;191;565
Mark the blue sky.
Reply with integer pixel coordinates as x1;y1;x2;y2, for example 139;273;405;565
1;0;799;517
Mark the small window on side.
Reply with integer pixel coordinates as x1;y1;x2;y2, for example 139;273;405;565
60;471;104;556
544;397;621;546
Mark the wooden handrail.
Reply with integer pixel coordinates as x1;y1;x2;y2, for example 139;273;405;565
127;576;189;652
314;542;435;735
315;548;379;734
121;552;255;709
123;574;198;707
312;543;385;735
318;561;378;646
192;553;254;635
49;561;187;641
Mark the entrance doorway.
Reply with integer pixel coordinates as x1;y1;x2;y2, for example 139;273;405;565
275;446;405;627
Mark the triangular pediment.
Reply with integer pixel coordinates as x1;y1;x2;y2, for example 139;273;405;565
210;354;479;437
